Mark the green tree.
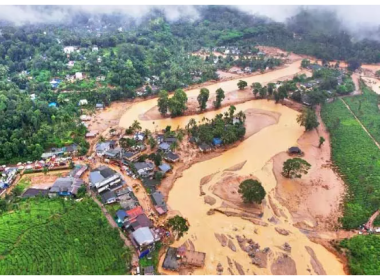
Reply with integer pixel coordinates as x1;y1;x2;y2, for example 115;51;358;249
131;120;142;132
251;82;262;97
318;136;325;148
267;83;275;96
148;136;157;149
69;161;75;169
301;59;310;68
259;86;268;99
167;215;189;239
197;88;210;111
238;179;266;204
237;80;248;90
213;88;225;109
297;108;320;131
282;158;311;178
168;89;188;117
157;90;169;116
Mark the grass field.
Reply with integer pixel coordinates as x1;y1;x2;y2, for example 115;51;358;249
321;98;380;229
0;197;131;275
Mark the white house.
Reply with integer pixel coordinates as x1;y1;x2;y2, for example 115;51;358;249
78;99;88;106
96;142;111;157
67;61;75;68
75;72;83;80
63;46;76;54
30;94;36;101
92;46;99;52
97;56;102;63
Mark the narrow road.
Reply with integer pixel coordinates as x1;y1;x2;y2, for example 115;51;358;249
90;190;140;268
339;98;380;150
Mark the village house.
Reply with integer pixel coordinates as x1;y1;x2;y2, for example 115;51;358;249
80;115;91;121
134;162;155;177
151;191;168;215
96;142;111;157
75;72;83;80
131;227;157;250
69;164;88;179
67;61;75;68
0;167;17;190
78;99;88;106
86;131;98;138
164;152;179;163
144;266;155;276
162;246;206;272
100;190;117;204
48;177;84;198
156;134;165;144
134;132;145;142
116;210;128;226
63;46;76;54
158;163;171;175
199;143;212;152
158;142;171;153
92;46;99;52
104;148;122;160
97;56;102;63
96;75;106;81
142;178;160;193
96;103;104;110
212;138;222;147
89;165;124;193
49;79;61;89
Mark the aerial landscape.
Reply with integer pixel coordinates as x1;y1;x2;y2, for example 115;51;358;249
2;3;380;276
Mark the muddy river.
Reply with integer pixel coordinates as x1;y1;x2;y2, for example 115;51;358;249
118;61;345;275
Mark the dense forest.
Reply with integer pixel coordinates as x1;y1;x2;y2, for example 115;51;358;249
2;6;380;163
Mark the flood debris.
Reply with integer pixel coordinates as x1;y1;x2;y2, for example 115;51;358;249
275;227;290;236
268;216;280;224
305;246;327;275
270;254;297;275
228;267;234;275
216;262;224;275
206;209;215;215
282;242;292;252
214;233;228;247
204;195;216;206
234;260;245;275
228;239;237;252
227;256;233;267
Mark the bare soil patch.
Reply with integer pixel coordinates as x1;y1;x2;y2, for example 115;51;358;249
270;254;297;275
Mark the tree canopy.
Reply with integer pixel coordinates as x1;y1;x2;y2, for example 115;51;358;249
282;158;311;178
238;179;266;204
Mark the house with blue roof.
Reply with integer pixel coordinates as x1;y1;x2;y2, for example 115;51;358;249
48;102;57;108
212;138;222;146
50;79;61;89
158;163;171;174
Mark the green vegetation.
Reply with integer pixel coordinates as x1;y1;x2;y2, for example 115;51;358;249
237;80;248;90
213;88;225;109
238;179;266;204
340;235;380;275
0;198;131;274
139;242;162;275
282;158;311;179
197;88;210;111
168;89;188;117
167;215;189;239
301;59;311;68
321;99;380;228
318;136;325;148
187;106;246;145
344;83;380;144
297;108;320;131
157;90;169;116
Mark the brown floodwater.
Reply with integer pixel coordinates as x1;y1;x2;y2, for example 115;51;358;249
118;62;345;275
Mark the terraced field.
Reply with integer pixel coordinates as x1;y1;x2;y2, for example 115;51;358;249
0;198;131;275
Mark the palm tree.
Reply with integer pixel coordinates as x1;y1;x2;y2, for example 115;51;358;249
170;141;178;151
236;111;246;123
131;120;141;132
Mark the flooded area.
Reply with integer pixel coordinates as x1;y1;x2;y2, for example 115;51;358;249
361;76;380;94
118;61;345;275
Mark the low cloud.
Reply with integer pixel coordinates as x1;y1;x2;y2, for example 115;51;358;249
2;5;380;40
